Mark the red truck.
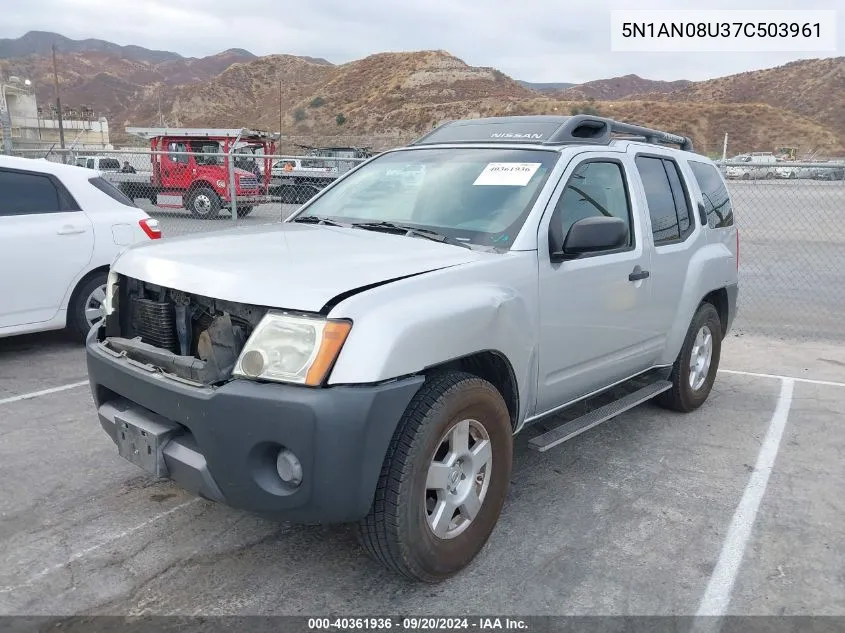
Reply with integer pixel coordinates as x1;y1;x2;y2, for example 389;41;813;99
107;128;278;219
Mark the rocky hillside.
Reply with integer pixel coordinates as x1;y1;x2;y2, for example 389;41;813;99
0;30;189;64
1;31;842;154
0;49;260;118
622;57;845;153
556;74;693;101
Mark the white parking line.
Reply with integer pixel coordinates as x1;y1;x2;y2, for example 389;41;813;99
0;498;201;595
695;377;796;618
0;381;88;406
719;368;845;388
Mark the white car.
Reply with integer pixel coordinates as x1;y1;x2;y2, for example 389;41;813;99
0;155;161;342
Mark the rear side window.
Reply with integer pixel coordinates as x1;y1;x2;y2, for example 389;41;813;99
634;155;694;245
663;160;692;234
98;158;121;170
88;176;138;208
688;160;734;228
0;169;79;216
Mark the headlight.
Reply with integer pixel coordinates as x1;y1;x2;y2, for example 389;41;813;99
233;313;352;386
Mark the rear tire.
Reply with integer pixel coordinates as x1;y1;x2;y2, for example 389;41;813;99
355;371;513;583
236;205;254;218
187;187;221;219
68;271;108;343
656;302;722;413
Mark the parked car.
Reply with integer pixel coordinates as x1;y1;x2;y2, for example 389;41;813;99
724;153;777;180
85;115;738;582
74;155;123;172
0;155;161;341
270;158;340;204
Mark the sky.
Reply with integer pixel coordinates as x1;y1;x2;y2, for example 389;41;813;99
2;0;842;83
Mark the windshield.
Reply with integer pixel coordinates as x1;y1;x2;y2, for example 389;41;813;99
293;147;558;248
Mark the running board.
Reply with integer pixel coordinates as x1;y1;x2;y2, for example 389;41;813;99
528;380;672;453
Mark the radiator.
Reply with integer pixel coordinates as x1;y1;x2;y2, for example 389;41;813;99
130;297;178;353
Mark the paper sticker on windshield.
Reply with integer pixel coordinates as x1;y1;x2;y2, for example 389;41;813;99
473;162;541;186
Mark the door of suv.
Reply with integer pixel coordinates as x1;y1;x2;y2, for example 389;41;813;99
535;153;661;415
630;151;704;350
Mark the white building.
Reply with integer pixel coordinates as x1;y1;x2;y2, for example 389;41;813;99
0;73;112;153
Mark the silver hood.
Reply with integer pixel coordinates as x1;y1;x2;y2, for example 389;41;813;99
111;222;489;312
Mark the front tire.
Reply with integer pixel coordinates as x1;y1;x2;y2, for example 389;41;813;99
656;302;722;413
236;205;254;218
187;187;221;219
355;372;513;583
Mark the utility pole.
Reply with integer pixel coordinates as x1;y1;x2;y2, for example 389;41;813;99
51;43;66;152
722;133;728;161
279;80;283;137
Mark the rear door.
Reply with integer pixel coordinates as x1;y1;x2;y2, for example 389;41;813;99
630;151;704;345
0;168;94;328
535;152;660;413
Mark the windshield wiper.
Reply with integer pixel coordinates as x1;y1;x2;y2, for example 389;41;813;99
350;221;472;249
291;215;346;227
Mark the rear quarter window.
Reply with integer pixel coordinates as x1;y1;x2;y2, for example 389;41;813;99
688;160;734;228
88;176;139;208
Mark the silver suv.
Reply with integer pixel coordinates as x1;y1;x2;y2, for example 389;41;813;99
85;115;739;583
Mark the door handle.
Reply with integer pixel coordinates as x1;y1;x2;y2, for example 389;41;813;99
57;226;86;235
629;266;650;281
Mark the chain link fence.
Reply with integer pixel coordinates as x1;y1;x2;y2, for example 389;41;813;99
715;159;845;342
6;148;845;342
10;146;368;233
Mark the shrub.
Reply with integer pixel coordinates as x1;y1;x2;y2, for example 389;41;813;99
335;113;347;126
309;96;325;108
293;108;306;122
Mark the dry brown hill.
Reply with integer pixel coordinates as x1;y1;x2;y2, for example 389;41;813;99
0;49;258;118
130;51;537;139
556;74;692;101
2;34;843;154
623;57;845;152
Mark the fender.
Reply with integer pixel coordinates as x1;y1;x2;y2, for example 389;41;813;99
659;240;735;365
326;253;540;426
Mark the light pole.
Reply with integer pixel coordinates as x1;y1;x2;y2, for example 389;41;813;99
0;73;12;154
52;43;66;153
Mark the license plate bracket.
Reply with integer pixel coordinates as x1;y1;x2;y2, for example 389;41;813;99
114;409;181;478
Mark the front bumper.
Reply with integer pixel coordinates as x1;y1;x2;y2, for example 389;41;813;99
231;194;271;205
85;327;424;523
725;282;739;334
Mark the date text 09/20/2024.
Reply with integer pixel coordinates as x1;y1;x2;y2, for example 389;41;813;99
307;617;529;631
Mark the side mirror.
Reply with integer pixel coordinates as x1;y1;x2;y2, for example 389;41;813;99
550;216;629;262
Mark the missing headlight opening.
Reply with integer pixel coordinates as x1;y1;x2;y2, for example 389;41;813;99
100;275;269;385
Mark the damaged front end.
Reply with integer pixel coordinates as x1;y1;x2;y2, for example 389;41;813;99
99;274;269;386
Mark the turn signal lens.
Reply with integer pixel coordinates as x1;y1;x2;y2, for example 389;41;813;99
305;320;352;386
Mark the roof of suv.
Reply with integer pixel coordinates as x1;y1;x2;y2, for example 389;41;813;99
410;114;694;153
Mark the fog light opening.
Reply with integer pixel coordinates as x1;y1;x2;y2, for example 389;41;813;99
276;448;303;488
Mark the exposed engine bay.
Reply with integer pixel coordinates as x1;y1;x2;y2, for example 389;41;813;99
100;275;269;385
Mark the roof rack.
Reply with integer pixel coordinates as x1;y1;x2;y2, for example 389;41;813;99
410;115;693;152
